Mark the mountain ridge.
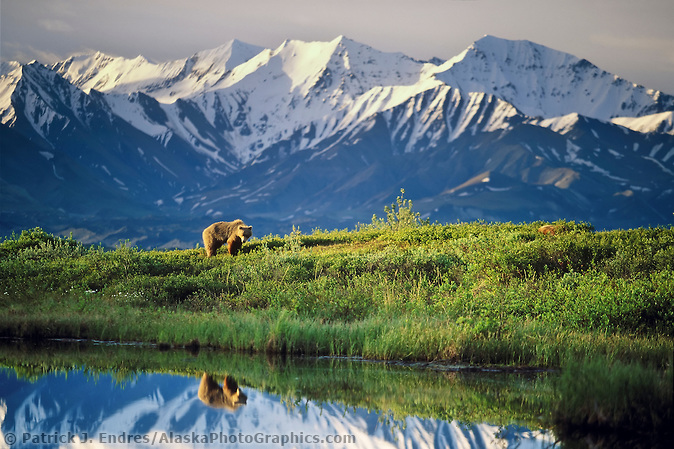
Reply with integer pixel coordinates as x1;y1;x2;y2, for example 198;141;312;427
1;35;673;247
434;35;674;121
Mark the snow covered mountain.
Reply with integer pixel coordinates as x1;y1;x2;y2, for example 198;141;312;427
50;40;266;101
433;35;674;121
1;35;673;247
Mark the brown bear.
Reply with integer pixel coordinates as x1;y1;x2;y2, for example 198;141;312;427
202;219;252;257
538;224;558;235
197;373;247;411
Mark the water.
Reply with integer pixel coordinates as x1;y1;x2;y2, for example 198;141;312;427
0;370;557;448
0;339;560;448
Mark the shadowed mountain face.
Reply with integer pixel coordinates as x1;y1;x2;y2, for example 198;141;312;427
2;36;673;247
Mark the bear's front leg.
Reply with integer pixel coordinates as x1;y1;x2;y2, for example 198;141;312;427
227;236;243;256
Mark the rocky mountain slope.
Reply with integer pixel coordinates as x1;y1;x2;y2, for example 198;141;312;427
1;35;673;247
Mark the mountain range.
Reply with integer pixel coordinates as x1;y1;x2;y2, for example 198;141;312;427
1;35;673;248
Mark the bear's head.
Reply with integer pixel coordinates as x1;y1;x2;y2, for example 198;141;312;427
236;225;253;242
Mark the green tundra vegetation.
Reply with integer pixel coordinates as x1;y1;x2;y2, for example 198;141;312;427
0;192;672;437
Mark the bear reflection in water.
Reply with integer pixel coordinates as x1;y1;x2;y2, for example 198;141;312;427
198;373;248;411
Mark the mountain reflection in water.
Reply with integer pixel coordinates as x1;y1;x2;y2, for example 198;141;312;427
0;367;557;448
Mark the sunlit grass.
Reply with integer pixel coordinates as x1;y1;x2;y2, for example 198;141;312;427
1;204;673;368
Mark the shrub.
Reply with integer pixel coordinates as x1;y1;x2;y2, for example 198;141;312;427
370;189;427;231
0;227;83;259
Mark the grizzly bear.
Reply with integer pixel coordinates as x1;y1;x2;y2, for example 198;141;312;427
197;373;247;411
202;219;252;257
538;224;558;235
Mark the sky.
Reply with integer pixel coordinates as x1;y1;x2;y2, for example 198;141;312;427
2;0;674;94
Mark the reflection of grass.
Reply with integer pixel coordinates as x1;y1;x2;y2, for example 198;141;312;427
554;359;673;446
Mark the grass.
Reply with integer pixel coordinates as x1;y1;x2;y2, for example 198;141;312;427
1;215;673;365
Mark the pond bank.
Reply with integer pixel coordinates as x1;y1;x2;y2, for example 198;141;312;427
1;305;671;368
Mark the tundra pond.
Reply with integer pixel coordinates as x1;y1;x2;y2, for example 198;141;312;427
0;213;672;446
0;338;668;449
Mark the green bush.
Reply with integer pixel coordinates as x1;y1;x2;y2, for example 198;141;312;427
369;189;428;231
0;227;82;258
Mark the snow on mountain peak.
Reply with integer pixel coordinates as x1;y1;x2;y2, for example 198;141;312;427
534;113;582;135
189;39;265;76
42;34;673;131
0;62;23;124
329;35;433;85
612;111;674;135
4;34;674;167
433;35;674;121
154;36;437;161
51;40;265;102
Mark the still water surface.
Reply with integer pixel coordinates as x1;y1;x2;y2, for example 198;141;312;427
0;340;559;448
